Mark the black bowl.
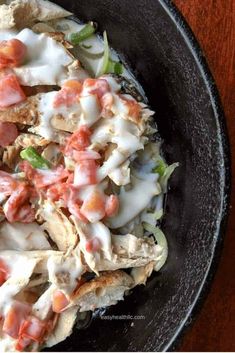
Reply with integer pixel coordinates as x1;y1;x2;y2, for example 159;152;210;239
48;0;231;351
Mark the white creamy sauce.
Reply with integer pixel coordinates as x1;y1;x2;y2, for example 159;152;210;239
0;255;38;316
47;252;84;294
108;160;131;186
88;222;112;256
0;222;51;251
0;335;16;353
92;116;144;181
106;175;161;229
0;28;74;86
36;91;80;139
79;94;101;126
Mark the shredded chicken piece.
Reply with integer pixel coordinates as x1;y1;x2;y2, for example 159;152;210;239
39;201;78;251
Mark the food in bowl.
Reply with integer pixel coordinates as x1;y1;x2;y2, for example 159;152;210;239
0;1;178;351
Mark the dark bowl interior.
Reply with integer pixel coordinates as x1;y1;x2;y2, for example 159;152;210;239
47;0;230;351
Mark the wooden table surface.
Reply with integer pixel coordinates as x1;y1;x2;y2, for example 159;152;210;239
173;1;235;352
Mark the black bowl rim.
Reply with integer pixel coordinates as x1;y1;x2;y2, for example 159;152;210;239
158;0;231;350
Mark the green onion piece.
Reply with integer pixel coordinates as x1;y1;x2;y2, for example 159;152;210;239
98;31;110;76
98;31;123;76
69;23;95;45
81;43;93;49
107;60;123;75
20;147;50;170
153;158;167;176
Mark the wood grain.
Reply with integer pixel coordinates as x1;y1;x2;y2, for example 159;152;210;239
173;0;235;351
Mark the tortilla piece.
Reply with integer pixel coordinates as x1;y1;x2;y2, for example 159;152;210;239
41;143;62;166
0;250;63;274
0;0;72;29
73;218;162;272
96;234;163;271
131;261;155;287
70;270;133;312
2;145;21;169
39;201;78;251
0;94;40;125
31;22;55;33
45;306;79;348
37;0;72;22
15;133;50;148
0;92;80;132
47;251;84;294
46;31;73;49
22;85;58;97
0;93;72;142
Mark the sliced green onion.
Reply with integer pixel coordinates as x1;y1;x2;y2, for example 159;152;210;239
159;162;179;193
81;43;93;49
20;147;50;170
69;23;95;45
153;158;167;176
97;31;124;77
107;60;123;75
98;31;110;76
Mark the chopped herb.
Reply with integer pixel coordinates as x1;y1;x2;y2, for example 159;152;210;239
20;147;50;170
69;22;95;45
153;158;167;176
107;60;123;75
97;31;123;76
81;44;93;49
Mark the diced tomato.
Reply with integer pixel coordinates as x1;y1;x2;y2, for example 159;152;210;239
0;122;18;147
4;184;35;223
65;186;88;223
19;316;47;343
100;92;114;118
3;302;31;339
105;194;119;217
0;73;26;108
82;78;110;99
85;237;101;253
18;160;36;180
72;150;101;162
33;166;69;188
74;160;97;187
0;258;9;286
64;126;91;154
53;80;82;108
46;182;68;202
0;170;18;197
0;39;27;69
80;188;106;223
15;336;32;352
52;290;70;313
19;161;69;188
120;96;141;122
